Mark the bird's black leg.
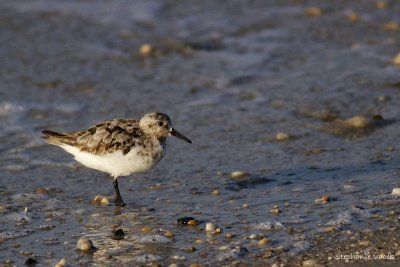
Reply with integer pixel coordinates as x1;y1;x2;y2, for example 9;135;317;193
113;178;126;207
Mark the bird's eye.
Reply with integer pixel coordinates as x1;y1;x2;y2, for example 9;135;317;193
158;121;163;127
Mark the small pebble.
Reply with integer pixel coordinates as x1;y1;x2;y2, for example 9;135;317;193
242;203;249;208
171;255;186;260
112;228;125;240
212;190;220;196
141;226;152;233
345;11;359;22
225;233;234;239
303;259;319;267
384;22;399;31
164;231;174;238
314;195;331;204
139;44;153;56
375;1;387;9
393;53;400;66
345;116;369;128
305;7;322;17
321;226;336;233
187;220;199;226
258;238;269;246
169;264;178;267
177;217;195;225
230;171;249;179
76;238;94;251
195;239;204;244
54;258;66;267
358;240;371;246
189;263;201;267
25;258;37;266
391;188;400;196
275;132;290;141
205;223;216;232
92;195;110;205
218;245;230;251
270;206;280;214
36;187;50;194
250;234;259;240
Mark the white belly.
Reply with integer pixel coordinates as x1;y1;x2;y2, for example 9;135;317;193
60;144;164;177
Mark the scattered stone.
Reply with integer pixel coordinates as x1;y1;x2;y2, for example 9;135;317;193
112;228;125;240
345;116;369;128
195;239;204;244
321;226;337;233
275;132;290;141
189;263;201;267
35;187;50;194
391;188;400;196
177;217;195;225
242;203;249;208
171;255;186;260
384;22;399;31
187;220;199;226
139;44;153;56
345;11;359;22
375;1;387;9
218;245;230;251
76;238;94;251
250;234;259;240
164;231;174;238
141;226;152;233
91;195;110;205
54;258;66;267
305;7;322;17
205;223;216;232
184;246;196;252
25;258;37;266
270;205;281;214
230;171;249;179
302;259;319;267
314;195;332;204
258;238;269;246
393;53;400;66
358;240;371;246
225;233;234;239
212;190;220;196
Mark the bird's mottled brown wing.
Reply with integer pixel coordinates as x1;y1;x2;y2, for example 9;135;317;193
43;119;142;155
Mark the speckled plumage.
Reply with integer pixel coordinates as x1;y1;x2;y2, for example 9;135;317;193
42;112;191;206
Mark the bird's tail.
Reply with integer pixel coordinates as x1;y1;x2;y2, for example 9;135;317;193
42;130;76;146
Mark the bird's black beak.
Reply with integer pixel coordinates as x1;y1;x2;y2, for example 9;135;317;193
170;128;192;143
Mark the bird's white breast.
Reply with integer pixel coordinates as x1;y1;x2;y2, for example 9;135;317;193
60;141;165;178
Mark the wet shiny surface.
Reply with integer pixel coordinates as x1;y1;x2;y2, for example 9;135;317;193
1;1;400;266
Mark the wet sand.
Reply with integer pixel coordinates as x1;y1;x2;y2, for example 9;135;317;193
1;0;400;266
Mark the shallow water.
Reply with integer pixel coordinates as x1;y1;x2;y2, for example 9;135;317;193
1;0;400;266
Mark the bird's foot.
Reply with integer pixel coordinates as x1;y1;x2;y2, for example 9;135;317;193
115;197;126;207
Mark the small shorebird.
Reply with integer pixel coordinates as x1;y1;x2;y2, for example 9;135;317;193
42;112;191;206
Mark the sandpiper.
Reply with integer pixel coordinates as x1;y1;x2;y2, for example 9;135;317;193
42;112;191;206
